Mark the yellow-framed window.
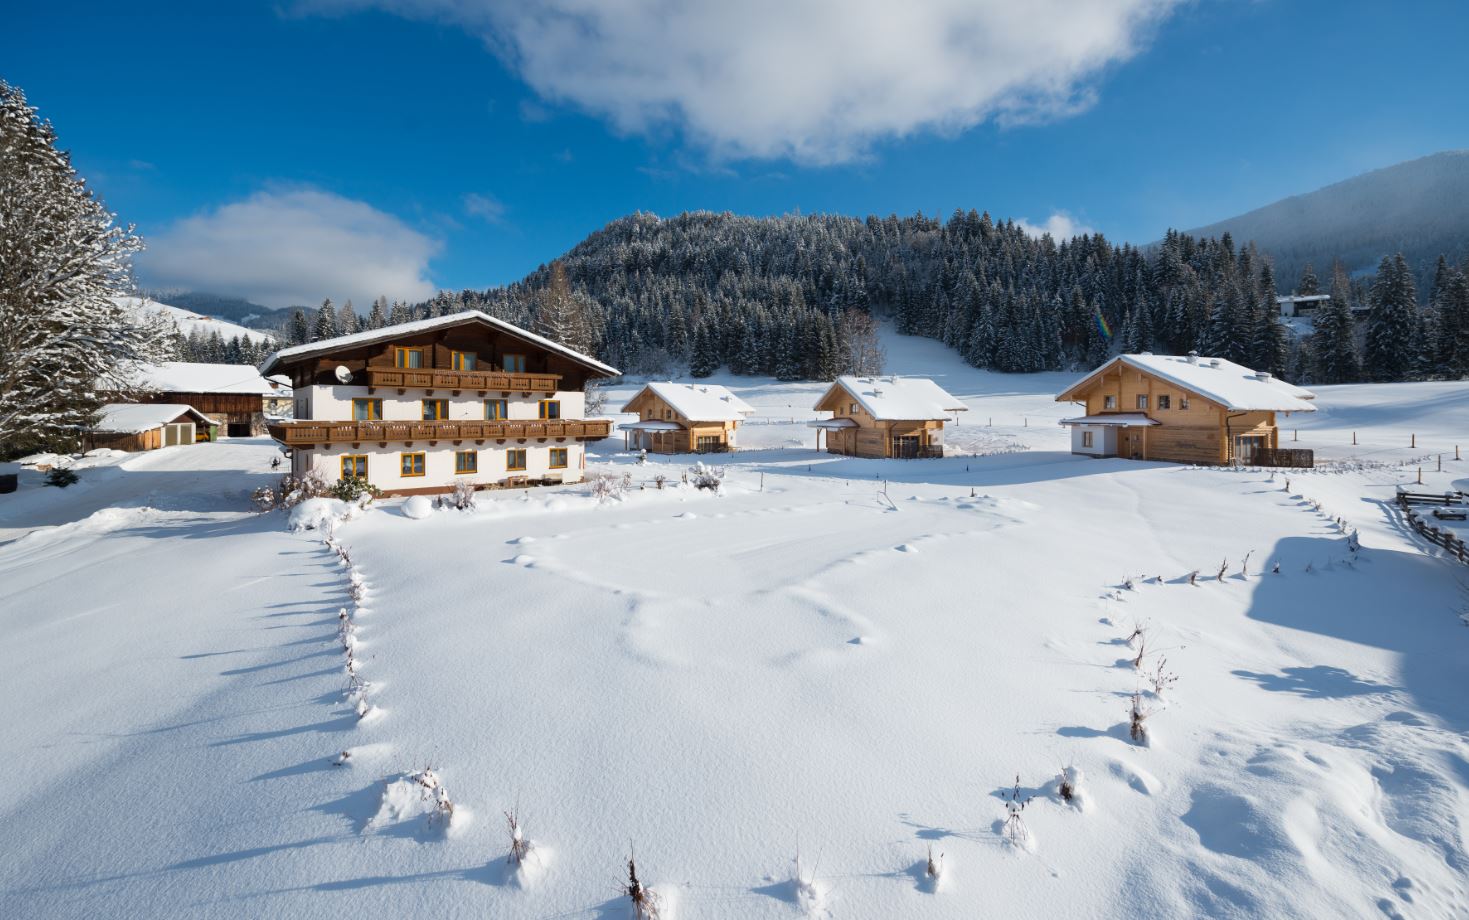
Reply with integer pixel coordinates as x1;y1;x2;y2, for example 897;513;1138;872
548;447;568;469
450;350;476;371
422;399;448;420
503;353;526;373
352;398;382;421
485;398;508;420
506;448;527;471
394;346;424;368
455;450;478;474
400;452;426;477
539;399;561;420
341;454;368;478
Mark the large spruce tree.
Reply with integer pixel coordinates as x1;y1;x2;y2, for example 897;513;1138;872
1363;253;1419;382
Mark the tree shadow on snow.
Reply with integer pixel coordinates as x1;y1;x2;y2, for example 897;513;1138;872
1232;665;1397;699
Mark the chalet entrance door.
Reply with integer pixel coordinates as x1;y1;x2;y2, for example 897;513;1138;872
1127;430;1144;460
892;435;921;458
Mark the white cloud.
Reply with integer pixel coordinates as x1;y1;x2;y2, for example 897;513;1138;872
296;0;1180;164
138;187;440;309
463;191;507;223
1017;210;1097;240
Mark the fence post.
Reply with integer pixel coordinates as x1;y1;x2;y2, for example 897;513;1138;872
1353;431;1357;445
1418;466;1423;485
1412;433;1416;448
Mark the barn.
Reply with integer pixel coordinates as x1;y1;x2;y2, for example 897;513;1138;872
115;362;292;437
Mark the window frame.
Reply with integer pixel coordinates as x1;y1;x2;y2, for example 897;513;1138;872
450;350;476;371
1081;431;1094;448
400;452;426;477
422;398;449;421
1180;395;1190;410
539;399;561;420
394;346;424;369
340;454;369;478
503;353;526;373
1103;395;1117;410
484;398;508;420
455;449;478;474
1157;394;1171;410
548;447;568;469
1136;394;1149;410
506;448;527;471
352;397;382;421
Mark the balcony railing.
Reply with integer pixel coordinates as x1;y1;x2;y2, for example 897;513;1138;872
365;367;561;394
268;418;612;446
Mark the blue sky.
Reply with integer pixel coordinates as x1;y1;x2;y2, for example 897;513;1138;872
6;1;1468;308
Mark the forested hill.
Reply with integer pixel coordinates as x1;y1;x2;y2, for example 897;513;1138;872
1182;151;1469;292
440;211;1297;381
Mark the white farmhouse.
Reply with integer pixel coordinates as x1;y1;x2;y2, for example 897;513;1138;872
258;311;618;494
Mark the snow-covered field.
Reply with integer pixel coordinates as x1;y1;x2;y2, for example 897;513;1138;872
4;332;1468;919
115;295;274;344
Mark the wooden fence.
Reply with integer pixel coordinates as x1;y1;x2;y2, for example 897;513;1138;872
1396;490;1469;564
1252;447;1315;468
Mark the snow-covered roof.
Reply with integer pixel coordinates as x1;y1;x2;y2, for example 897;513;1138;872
807;418;858;429
621;420;685;431
817;375;968;421
1275;294;1331;303
258;310;619;377
118;362;290;395
1060;414;1159;427
1058;355;1317;413
92;403;212;434
622;382;755;422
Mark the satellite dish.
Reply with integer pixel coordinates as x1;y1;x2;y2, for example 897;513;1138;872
334;365;353;384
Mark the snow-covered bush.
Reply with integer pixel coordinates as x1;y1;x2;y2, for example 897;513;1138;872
1129;691;1152;745
44;467;78;488
288;497;361;532
689;461;724;491
250;485;277;511
331;476;382;504
591;472;630;502
445;478;477;511
402;495;435;519
279;471;332;509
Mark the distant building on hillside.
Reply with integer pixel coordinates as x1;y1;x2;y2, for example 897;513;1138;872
619;382;755;453
1056;353;1316;466
85;404;214;452
113;362;292;436
1275;293;1332;317
808;375;966;459
259;311;617;495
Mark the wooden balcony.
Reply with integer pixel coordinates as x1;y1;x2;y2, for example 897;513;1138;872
364;367;561;394
268;418;612;446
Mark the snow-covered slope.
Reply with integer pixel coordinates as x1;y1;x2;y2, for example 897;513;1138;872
3;333;1468;919
115;295;274;344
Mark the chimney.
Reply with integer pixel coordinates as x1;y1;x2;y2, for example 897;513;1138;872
1254;371;1272;382
1186;351;1199;365
1209;359;1221;368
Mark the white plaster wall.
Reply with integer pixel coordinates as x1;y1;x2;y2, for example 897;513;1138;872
303;385;585;421
295;442;586;491
1070;425;1116;456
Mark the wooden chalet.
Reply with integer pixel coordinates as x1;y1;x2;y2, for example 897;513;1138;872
620;382;755;453
809;375;966;459
1055;353;1317;465
117;362;292;436
258;311;618;495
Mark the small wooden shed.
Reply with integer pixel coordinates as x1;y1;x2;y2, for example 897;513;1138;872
86;404;215;452
620;382;755;453
809;376;967;458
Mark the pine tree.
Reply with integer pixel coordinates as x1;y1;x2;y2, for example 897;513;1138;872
337;299;358;335
0;80;172;453
689;320;718;378
367;296;388;329
1295;263;1320;296
533;262;595;354
1311;264;1360;384
286;308;310;345
1363;254;1419;382
313;299;338;342
1437;269;1469;378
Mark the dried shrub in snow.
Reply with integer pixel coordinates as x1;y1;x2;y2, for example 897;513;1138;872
1057;769;1075;804
279;471;332;509
1121;575;1135;591
624;850;661;920
689;461;724;491
1000;774;1034;850
333;749;352;766
1240;550;1254;577
790;846;826;912
505;807;530;866
411;767;456;827
1146;655;1179;697
1216;558;1228;582
1188;570;1199;586
653;473;667;490
1129;691;1151;745
1131;628;1148;670
251;485;277;511
1272;561;1281;574
925;844;945;888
